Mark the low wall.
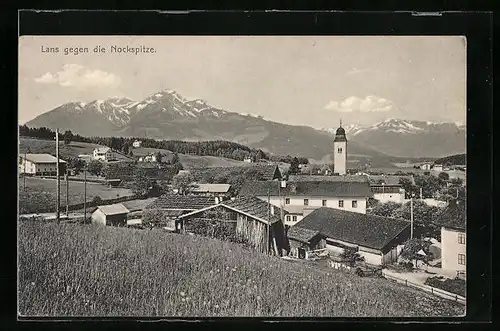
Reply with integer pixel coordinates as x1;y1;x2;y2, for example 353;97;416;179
382;269;466;305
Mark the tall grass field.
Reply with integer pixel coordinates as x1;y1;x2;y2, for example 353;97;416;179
18;221;464;317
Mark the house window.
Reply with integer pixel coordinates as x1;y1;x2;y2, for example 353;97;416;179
292;216;297;222
352;200;358;208
322;199;327;207
338;147;343;153
286;215;291;222
458;254;466;265
458;233;465;244
285;198;290;205
339;200;344;207
304;199;309;206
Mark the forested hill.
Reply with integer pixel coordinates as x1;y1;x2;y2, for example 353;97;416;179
433;153;466;165
18;125;309;164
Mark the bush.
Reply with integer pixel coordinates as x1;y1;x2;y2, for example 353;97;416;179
91;196;103;205
425;276;465;297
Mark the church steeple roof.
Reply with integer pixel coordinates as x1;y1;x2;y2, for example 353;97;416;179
334;119;347;142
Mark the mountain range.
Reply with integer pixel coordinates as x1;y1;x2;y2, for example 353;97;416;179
25;89;466;161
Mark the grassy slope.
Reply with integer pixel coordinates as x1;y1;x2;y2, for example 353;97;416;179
19;137;132;161
18;222;464;317
132;146;255;169
18;177;134;214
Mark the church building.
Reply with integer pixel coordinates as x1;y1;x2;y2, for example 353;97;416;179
333;120;347;175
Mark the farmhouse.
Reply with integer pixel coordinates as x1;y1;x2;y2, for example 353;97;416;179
420;163;432;170
177;196;289;255
91;203;130;226
238;178;373;227
19;153;67;176
132;140;142;148
432;164;443;172
142;194;216;231
438;199;466;279
289;207;410;265
191;183;232;200
185;164;283;183
93;147;115;161
367;175;412;203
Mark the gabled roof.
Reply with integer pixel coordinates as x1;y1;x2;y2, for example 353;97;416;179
94;147;111;153
287;226;321;244
293;207;410;251
178;196;283;225
186;164;282;183
192;183;231;193
238;180;373;198
436;199;466;231
22;154;66;164
368;175;414;186
145;194;216;211
288;175;369;183
96;203;130;215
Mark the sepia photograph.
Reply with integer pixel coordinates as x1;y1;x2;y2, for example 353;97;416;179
18;35;467;318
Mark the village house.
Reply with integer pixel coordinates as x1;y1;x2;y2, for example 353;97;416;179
132;140;142;148
191;183;232;201
367;175;412;203
91;203;130;226
142;194;216;231
177;196;289;255
420;162;432;170
289;207;410;265
243;157;253;163
432;164;443;172
19;153;67;176
186;164;283;183
438;199;466;279
238;177;373;227
138;154;157;163
93;147;115;162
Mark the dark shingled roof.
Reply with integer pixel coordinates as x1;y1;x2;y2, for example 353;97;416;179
238;180;373;198
288;175;369;183
145;194;215;211
368;175;415;186
186;164;282;182
293;207;410;250
436;199;466;231
287;226;321;244
222;196;283;224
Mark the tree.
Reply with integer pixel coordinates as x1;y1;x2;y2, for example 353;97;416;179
171;173;196;195
400;238;434;266
91;196;103;206
63;130;73;145
87;160;104;176
155;151;163;163
132;168;158;197
438;172;450;181
67;157;85;175
392;200;442;238
340;246;365;267
368;201;402;218
289;157;300;175
121;143;130;156
171;152;180;165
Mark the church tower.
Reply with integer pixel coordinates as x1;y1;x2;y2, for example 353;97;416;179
333;119;347;175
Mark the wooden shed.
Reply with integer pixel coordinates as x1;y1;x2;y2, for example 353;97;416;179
177;196;289;256
91;203;130;226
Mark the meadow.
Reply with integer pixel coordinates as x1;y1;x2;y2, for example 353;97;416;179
18;177;134;214
18;221;465;317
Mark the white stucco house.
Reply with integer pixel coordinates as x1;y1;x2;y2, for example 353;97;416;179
19;153;67;176
93;147;115;161
238;176;373;228
132;140;142;148
438;200;466;279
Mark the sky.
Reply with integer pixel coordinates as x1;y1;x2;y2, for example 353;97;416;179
19;36;466;128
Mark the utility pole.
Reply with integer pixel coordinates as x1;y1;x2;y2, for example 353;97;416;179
65;168;69;216
84;164;87;222
410;194;414;239
56;129;60;224
267;187;271;255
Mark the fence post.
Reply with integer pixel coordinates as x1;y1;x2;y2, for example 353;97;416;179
455;295;457;302
431;288;433;294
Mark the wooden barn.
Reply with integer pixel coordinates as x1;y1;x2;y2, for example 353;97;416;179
177;196;289;256
287;226;326;259
142;194;216;231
